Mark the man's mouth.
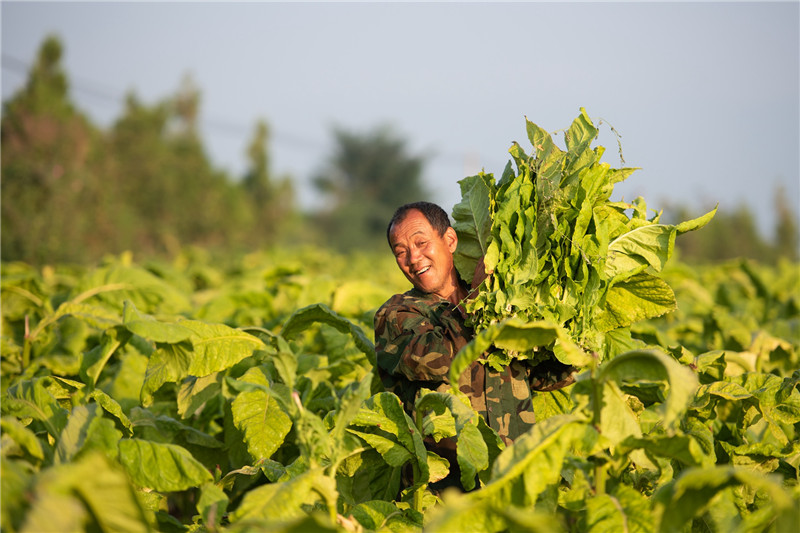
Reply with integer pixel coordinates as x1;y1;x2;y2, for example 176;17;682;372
415;266;431;276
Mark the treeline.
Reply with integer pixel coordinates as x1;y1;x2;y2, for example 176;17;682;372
2;36;796;266
1;36;431;265
2;36;296;265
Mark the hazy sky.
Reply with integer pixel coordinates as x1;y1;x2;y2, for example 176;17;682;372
2;2;798;237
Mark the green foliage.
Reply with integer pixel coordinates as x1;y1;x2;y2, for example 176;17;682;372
1;36;294;266
2;105;798;531
1;246;797;532
453;109;715;365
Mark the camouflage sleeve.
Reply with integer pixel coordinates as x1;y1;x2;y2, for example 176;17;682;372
374;304;461;383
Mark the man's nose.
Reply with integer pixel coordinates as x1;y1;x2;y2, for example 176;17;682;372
407;246;422;265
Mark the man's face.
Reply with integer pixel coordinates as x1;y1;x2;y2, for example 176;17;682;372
389;209;460;300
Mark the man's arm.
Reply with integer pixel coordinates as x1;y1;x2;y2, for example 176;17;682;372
374;304;464;384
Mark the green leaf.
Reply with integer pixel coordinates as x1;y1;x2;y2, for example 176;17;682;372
128;407;223;449
331;280;393;317
594;272;677;332
619;434;710;468
350;393;429;485
140;319;264;405
118;438;213;492
415;391;491;490
675;205;717;234
455;423;488;490
228;469;325;523
348;500;422;531
122;300;195;343
481;415;585;505
55;404;97;464
231;367;292;461
80;326;130;386
452;173;494;284
598;350;698;430
653;466;795;533
531;388;575;422
346;428;412;466
1;457;35;531
197;482;228;529
585;484;653;533
176;372;222;420
606;225;677;279
450;318;591;386
281;303;376;367
1;416;45;461
89;389;133;435
4;377;69;440
76;263;191;315
21;452;150;533
597;380;646;451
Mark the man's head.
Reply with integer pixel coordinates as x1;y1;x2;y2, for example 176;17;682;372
386;202;451;246
386;202;462;303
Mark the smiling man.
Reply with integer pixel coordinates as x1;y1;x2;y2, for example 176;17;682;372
374;201;547;493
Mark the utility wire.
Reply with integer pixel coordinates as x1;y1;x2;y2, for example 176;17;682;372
2;53;483;167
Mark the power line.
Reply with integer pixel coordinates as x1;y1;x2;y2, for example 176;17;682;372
1;53;327;152
1;53;480;168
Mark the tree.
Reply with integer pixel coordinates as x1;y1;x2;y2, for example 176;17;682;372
313;124;429;251
106;78;252;256
242;119;294;245
1;35;107;264
772;185;799;262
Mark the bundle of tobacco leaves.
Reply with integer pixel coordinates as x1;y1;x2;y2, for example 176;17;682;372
451;108;715;371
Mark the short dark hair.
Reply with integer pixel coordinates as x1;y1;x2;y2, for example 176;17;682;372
386;201;451;246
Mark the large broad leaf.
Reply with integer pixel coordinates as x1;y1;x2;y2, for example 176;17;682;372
619;434;711;468
140;319;265;406
348;500;423;532
349;393;429;487
55;405;97;465
415;392;492;490
76;263;191;315
4;377;69;440
80;326;131;387
653;466;795;533
584;484;653;533
230;367;292;461
452;173;494;284
118;438;213;492
423;495;509;533
598;350;698;430
128;408;223;449
228;468;332;523
449;318;591;385
122;301;195;343
177;373;222;420
605;225;676;280
594;272;677;332
197;482;228;530
20;452;151;533
280;303;376;367
480;415;586;507
1;416;45;461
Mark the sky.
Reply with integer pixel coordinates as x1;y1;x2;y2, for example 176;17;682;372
2;1;799;239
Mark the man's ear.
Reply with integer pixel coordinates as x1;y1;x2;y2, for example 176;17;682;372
445;227;458;253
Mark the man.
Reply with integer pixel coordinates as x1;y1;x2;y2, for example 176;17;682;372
373;201;574;490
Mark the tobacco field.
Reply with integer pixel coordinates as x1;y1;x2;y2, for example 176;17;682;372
2;112;799;532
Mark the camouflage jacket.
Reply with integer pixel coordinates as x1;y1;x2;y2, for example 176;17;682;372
374;288;537;445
